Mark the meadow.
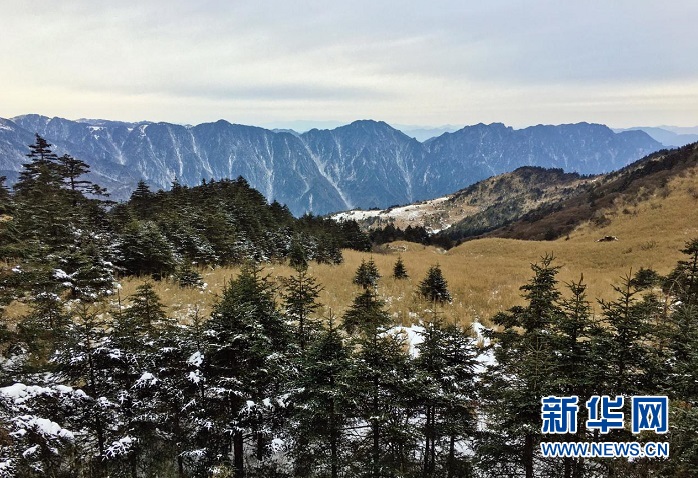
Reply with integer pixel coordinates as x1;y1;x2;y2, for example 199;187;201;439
116;165;698;331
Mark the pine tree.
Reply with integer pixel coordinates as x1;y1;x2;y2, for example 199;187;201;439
205;262;292;476
479;255;562;478
414;318;478;477
392;255;408;280
292;316;351;478
353;258;380;290
283;263;322;350
345;326;417;477
418;264;451;304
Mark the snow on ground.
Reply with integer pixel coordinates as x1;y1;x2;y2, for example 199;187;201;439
331;195;451;226
385;324;426;357
386;321;496;369
471;321;496;374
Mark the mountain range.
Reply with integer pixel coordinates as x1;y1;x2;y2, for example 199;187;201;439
612;126;698;148
0;114;663;215
339;143;698;246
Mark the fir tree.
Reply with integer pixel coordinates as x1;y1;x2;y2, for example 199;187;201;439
666;237;698;304
345;259;390;335
657;240;698;476
414;318;478;477
13;135;73;250
60;237;116;301
0;176;12;216
549;276;599;477
597;274;655;397
344;259;418;476
52;301;120;473
353;258;380;290
342;289;391;336
56;153;108;198
345;326;416;478
288;236;309;270
129;180;155;220
109;283;172;476
117;220;178;278
205;262;292;476
14;134;61;194
292;316;351;478
418;264;451;304
392;255;408;280
174;264;204;288
116;282;168;337
480;255;562;478
283;263;322;350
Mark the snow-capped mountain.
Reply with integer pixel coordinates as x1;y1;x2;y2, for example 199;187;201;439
0;115;663;215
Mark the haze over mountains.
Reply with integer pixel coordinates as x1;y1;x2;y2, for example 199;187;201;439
613;126;698;148
0;114;663;215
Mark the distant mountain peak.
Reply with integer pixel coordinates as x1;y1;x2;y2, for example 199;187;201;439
0;114;664;215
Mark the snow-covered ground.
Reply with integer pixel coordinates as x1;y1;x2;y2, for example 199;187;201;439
331;196;452;232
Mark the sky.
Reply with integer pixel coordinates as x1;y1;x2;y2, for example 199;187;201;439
1;0;697;130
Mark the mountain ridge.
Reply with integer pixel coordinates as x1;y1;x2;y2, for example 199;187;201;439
0;114;663;215
347;142;698;247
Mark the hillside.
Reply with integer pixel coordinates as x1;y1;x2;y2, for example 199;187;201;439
478;143;698;241
334;166;595;235
348;143;698;247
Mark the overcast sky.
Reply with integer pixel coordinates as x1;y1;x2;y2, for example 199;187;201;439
1;0;696;129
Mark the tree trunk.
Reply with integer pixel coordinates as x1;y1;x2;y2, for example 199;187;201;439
330;395;339;478
524;433;534;478
447;434;456;478
233;431;245;478
372;372;380;478
423;406;432;477
178;454;185;478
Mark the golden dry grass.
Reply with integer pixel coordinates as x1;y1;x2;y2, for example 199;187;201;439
69;164;698;332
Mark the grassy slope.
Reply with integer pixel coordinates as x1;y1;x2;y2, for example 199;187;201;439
113;162;698;333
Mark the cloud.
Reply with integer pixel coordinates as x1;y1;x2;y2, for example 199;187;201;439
1;1;696;126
